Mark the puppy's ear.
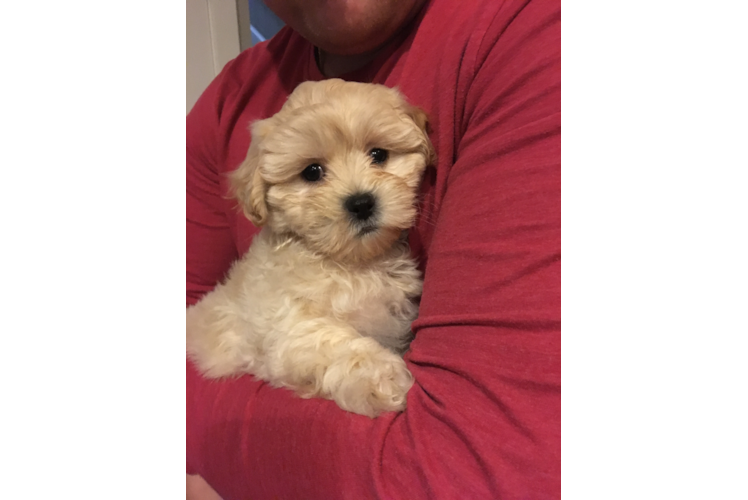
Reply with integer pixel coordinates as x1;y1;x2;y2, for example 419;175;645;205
406;105;437;167
229;119;272;226
406;105;429;133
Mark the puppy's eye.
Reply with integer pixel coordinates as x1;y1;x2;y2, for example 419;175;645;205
369;148;388;165
301;163;325;182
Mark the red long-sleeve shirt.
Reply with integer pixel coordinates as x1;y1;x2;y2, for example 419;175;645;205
187;0;560;498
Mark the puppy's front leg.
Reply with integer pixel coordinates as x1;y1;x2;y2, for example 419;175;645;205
271;319;414;418
186;284;260;379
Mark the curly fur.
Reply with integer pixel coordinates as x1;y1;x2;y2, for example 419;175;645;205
186;79;434;417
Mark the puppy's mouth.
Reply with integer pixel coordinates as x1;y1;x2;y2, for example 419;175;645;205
356;224;379;237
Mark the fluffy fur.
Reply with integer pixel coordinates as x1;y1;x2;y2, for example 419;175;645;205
186;79;435;417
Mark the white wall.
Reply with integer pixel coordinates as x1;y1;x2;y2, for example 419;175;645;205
186;0;250;114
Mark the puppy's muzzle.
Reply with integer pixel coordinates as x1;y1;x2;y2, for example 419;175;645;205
344;192;376;222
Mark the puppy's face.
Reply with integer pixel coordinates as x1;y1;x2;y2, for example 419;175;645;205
231;79;435;262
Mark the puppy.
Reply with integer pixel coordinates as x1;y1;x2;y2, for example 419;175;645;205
186;79;434;417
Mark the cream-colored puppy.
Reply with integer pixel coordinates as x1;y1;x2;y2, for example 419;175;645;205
186;79;434;417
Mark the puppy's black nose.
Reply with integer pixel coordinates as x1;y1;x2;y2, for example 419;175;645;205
344;192;376;221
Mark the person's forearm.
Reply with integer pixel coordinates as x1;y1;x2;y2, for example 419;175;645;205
187;474;223;500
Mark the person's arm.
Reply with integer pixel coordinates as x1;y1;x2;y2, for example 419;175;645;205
187;474;223;500
185;58;244;497
186;60;244;311
186;0;560;497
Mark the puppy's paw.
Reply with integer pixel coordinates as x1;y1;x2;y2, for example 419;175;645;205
324;338;414;418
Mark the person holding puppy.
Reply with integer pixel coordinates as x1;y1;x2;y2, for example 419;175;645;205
187;0;560;498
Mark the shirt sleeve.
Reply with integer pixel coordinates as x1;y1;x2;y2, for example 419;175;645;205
186;0;560;497
186;64;241;310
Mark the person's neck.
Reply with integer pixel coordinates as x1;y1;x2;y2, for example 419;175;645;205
315;47;381;78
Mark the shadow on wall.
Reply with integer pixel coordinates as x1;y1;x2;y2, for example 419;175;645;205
249;0;285;45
